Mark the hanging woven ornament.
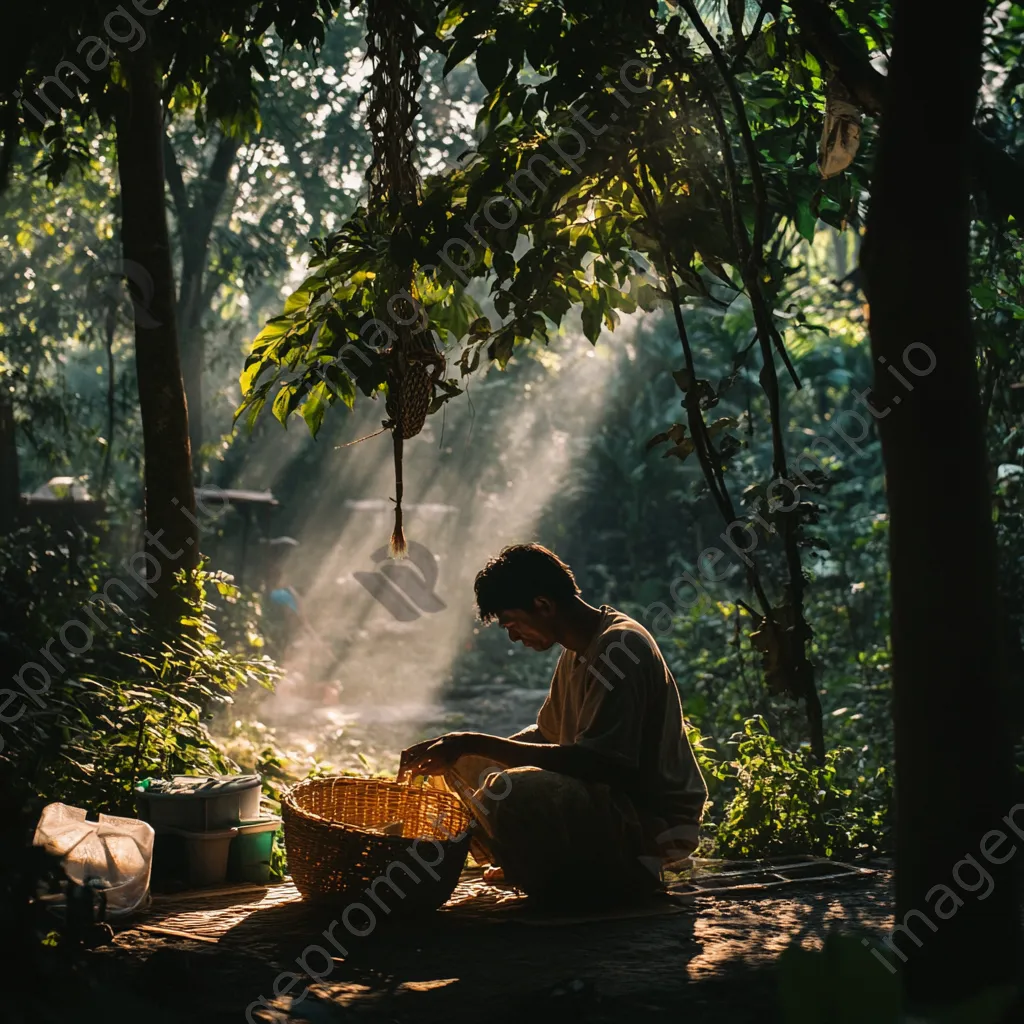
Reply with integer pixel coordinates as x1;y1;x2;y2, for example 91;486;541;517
365;0;444;557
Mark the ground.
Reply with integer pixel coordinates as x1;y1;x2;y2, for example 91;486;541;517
52;869;894;1024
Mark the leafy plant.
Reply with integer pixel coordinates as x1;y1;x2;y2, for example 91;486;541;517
696;716;891;859
0;524;278;815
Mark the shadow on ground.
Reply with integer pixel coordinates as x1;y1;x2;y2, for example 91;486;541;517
69;873;895;1024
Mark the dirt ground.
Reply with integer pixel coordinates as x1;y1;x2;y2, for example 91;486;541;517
59;869;895;1024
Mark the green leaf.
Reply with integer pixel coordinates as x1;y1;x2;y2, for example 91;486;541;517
284;288;311;316
794;199;817;242
662;438;695;462
443;32;479;76
646;423;687;453
301;381;328;438
477;42;509;92
271;380;303;427
971;281;999;310
707;416;739;437
803;51;821;76
581;303;602;343
487;329;515;366
234;379;273;430
459;344;482;376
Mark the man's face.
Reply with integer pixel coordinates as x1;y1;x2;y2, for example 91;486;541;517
497;602;558;651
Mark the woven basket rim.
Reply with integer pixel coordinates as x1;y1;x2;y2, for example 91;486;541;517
282;775;470;840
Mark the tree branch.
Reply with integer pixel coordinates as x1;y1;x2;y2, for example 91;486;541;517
675;23;820;757
163;133;190;223
633;153;776;625
731;3;770;75
680;6;801;391
681;0;769;259
193;132;240;244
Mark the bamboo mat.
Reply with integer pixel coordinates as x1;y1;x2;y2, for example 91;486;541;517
128;856;877;949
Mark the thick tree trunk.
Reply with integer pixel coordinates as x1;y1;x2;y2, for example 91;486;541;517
114;41;198;614
862;0;1020;1009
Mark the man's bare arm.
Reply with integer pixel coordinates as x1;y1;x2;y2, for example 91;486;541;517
463;733;638;788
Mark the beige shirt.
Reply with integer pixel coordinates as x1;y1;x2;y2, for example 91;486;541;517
536;606;707;832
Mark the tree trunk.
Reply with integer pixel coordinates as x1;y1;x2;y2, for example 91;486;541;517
164;132;240;480
862;0;1020;1009
0;390;20;531
98;308;117;495
178;257;205;474
114;40;198;615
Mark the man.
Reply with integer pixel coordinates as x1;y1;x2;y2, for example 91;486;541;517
399;543;707;906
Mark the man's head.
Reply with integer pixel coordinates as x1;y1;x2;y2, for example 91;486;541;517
474;544;580;651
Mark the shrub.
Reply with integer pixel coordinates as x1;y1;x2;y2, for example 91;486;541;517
695;716;892;860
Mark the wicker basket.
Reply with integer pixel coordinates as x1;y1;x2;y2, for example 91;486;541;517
282;777;472;912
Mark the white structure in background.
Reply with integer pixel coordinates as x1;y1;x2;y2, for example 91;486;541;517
27;476;93;502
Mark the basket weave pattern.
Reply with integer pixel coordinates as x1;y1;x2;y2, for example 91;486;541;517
282;777;472;911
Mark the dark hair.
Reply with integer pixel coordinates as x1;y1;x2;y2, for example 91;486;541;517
474;544;580;622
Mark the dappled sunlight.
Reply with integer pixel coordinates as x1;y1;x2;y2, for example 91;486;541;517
253;331;627;770
687;891;893;980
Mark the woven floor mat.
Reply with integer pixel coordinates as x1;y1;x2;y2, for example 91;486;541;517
128;856;876;949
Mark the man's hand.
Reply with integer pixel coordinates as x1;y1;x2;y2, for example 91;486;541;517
398;732;473;781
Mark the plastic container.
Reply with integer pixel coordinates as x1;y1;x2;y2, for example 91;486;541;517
160;825;239;886
33;803;154;919
227;817;281;884
135;774;261;831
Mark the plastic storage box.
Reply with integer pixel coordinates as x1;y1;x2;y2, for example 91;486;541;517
136;775;262;831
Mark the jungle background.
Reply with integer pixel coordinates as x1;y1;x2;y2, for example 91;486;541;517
1;0;1022;1019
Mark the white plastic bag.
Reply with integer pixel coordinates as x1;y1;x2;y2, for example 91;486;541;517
33;803;155;919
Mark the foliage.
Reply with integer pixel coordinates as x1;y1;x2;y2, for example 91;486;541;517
695;716;891;860
0;523;278;814
0;138;139;500
4;0;343;169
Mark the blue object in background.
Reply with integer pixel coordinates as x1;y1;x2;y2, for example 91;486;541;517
268;587;300;614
